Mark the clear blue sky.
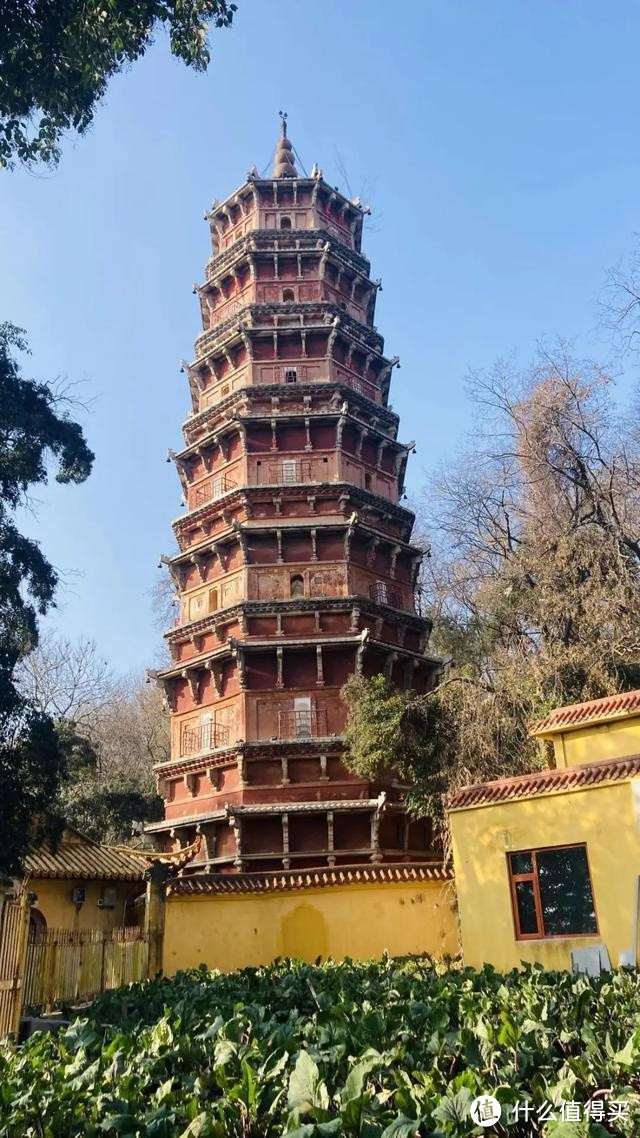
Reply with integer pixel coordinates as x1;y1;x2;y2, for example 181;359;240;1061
2;0;639;675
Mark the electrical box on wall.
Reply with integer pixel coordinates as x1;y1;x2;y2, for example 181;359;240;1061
97;886;117;910
71;887;86;906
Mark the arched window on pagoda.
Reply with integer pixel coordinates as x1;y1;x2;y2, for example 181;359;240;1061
290;573;304;598
280;216;292;229
282;288;295;302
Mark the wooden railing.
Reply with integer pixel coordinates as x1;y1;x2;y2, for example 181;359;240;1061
22;926;148;1012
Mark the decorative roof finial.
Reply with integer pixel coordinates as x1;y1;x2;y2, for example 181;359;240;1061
273;111;297;179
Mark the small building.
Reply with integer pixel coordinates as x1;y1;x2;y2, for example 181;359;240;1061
20;827;145;934
449;690;640;972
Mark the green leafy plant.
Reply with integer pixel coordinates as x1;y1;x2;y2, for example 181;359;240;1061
2;958;640;1136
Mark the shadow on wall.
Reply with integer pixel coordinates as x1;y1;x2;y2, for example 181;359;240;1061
280;903;329;959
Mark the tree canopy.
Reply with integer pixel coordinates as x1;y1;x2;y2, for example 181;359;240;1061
0;0;237;167
343;344;640;850
0;324;94;875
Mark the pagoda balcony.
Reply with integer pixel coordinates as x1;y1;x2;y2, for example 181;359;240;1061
272;364;313;383
368;582;405;609
180;721;231;757
192;474;238;509
267;459;313;484
276;708;329;739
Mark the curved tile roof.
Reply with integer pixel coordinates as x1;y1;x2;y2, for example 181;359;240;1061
530;689;640;737
23;832;145;881
448;754;640;811
168;862;451;895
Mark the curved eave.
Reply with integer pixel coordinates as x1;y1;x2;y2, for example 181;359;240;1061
181;385;400;446
166;595;432;646
203;229;371;287
171;495;422;552
194;302;384;362
156;636;440;685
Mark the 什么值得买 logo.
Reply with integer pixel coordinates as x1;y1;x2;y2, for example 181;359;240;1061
469;1095;502;1127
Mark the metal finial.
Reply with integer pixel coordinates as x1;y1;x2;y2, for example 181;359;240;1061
279;110;288;138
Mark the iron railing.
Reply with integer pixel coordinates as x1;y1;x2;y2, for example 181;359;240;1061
212;296;246;321
268;460;312;484
369;582;404;608
193;475;237;508
277;708;328;739
274;365;308;383
181;721;230;756
331;367;380;403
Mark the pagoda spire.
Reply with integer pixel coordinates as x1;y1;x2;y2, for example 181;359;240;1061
273;111;298;178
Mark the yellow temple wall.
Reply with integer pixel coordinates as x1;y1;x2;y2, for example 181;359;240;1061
162;878;458;973
450;779;640;972
27;878;142;932
551;715;640;768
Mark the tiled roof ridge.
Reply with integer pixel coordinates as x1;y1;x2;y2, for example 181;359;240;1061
168;862;451;895
448;753;640;811
530;688;640;736
23;837;146;881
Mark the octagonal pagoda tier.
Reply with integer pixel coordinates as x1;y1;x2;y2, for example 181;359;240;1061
150;120;442;874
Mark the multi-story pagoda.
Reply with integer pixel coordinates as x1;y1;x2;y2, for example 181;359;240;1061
148;118;442;873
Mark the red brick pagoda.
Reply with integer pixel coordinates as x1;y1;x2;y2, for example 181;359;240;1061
148;117;441;872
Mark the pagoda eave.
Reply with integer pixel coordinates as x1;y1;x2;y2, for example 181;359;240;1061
171;506;424;555
194;302;384;362
188;319;392;377
203;229;371;288
208;176;366;230
181;382;400;443
165;595;431;647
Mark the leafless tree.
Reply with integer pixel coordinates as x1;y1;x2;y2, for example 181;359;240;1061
17;632;168;841
15;633;117;727
602;241;640;357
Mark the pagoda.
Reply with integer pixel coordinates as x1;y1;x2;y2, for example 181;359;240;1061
147;117;442;873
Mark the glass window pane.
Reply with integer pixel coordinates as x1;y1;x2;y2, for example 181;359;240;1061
510;851;533;875
515;880;539;936
537;846;597;936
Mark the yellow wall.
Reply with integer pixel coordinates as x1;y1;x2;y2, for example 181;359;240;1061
27;878;143;932
162;879;458;973
552;716;640;768
450;779;640;971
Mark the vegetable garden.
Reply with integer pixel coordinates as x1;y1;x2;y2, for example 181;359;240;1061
1;957;640;1137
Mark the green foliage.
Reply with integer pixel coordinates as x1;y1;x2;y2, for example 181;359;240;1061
2;958;640;1135
0;324;94;678
341;675;537;848
0;710;67;878
60;780;164;844
53;712;164;843
0;1;237;167
341;675;432;781
0;324;94;874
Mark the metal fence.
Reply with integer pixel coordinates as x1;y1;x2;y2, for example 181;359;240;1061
277;708;329;738
181;720;230;756
369;582;404;609
22;926;148;1013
